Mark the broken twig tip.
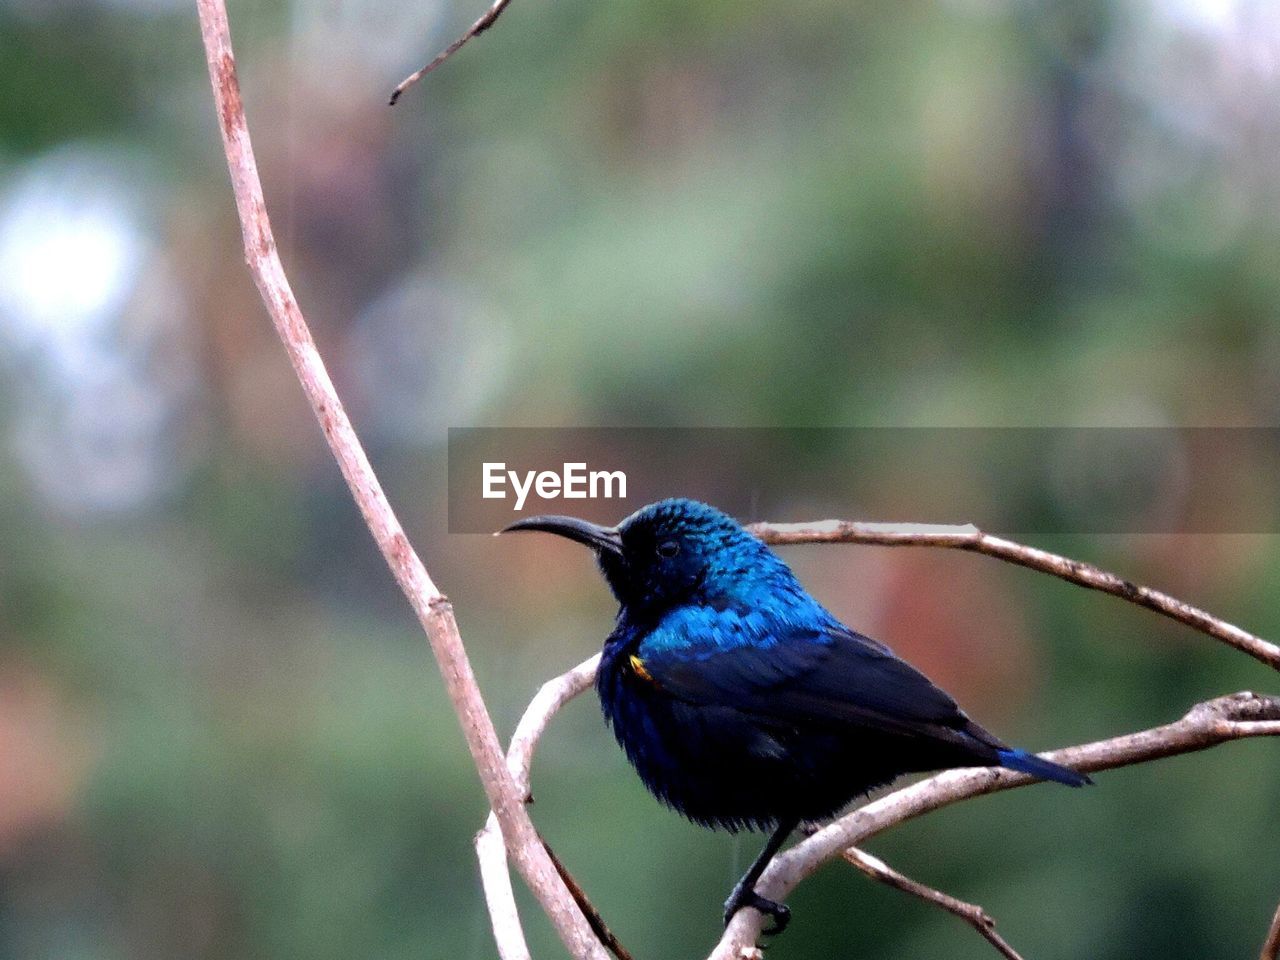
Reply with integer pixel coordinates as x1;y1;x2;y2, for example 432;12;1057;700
390;0;514;105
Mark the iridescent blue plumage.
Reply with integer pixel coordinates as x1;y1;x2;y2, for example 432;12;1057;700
503;498;1089;935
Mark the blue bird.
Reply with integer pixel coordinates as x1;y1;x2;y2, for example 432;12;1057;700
502;498;1089;935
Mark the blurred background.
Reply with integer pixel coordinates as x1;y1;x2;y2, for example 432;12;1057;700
3;0;1280;957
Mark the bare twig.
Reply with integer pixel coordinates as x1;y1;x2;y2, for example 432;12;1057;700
389;0;514;104
475;822;531;960
194;7;605;958
840;846;1024;960
476;656;601;960
542;837;636;960
1262;898;1280;960
712;691;1280;957
749;520;1280;672
507;654;600;786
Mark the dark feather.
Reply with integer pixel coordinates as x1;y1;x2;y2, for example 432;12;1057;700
642;620;1005;762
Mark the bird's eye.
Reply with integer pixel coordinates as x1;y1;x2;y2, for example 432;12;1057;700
657;541;680;559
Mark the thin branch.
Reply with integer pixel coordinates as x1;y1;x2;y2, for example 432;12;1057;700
840;846;1024;960
1262;898;1280;960
712;691;1280;958
389;0;514;104
476;820;531;960
542;837;636;960
749;520;1280;672
508;654;601;785
476;656;601;960
194;7;606;958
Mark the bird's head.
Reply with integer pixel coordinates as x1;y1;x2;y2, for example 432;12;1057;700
500;498;795;615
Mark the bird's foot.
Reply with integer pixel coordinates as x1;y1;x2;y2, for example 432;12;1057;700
723;886;791;936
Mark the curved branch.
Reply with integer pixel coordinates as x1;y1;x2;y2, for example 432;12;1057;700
712;691;1280;958
748;520;1280;671
194;8;605;958
476;821;531;960
508;654;601;788
476;656;600;960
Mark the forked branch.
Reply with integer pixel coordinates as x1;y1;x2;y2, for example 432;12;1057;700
476;656;601;960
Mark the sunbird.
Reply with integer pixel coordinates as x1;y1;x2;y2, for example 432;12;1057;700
502;498;1090;935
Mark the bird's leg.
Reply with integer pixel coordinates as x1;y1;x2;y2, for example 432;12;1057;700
723;817;800;936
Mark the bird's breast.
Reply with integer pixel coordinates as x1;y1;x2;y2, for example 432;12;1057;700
597;642;807;830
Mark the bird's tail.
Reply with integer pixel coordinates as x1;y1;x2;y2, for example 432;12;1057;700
997;748;1092;787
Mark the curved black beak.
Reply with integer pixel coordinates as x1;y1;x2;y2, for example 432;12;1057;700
499;515;624;559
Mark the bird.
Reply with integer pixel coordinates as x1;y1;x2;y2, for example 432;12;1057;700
501;498;1090;936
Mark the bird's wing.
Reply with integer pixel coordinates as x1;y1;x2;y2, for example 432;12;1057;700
638;607;999;749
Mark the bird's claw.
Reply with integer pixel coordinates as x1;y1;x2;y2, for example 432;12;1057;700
723;888;792;936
